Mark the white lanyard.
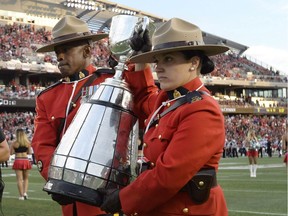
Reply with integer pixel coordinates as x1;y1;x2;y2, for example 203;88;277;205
144;83;204;134
62;80;78;137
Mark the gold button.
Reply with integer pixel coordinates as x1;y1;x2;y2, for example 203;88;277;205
150;162;155;167
51;116;55;120
72;103;76;107
158;134;162;139
166;102;170;107
143;143;147;148
155;124;158;127
182;208;189;213
144;119;147;123
133;213;138;216
199;181;204;187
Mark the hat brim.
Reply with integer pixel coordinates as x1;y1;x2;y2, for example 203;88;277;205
36;33;108;53
129;45;229;63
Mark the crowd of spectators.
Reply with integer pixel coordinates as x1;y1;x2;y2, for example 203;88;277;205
0;111;35;142
0;22;51;62
224;114;286;158
217;96;287;108
1;111;286;160
0;22;110;67
210;53;286;82
0;83;46;99
0;22;287;79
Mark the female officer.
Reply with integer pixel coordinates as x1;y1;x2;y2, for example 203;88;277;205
98;17;229;216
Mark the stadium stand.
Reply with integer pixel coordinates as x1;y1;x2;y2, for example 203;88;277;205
0;0;287;160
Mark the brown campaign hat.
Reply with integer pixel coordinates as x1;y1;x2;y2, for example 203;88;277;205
130;17;229;63
37;15;108;53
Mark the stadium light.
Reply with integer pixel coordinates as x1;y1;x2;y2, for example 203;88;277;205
64;0;99;11
107;6;137;16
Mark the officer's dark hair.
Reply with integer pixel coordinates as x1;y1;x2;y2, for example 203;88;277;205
87;39;93;47
181;50;215;74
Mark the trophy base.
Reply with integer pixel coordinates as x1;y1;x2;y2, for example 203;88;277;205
43;179;103;206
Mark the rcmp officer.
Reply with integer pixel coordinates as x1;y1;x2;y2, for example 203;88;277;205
32;15;118;216
98;18;229;216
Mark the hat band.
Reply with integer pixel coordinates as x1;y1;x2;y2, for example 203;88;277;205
153;40;205;51
53;32;92;43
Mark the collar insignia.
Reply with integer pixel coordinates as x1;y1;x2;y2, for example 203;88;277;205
79;71;85;79
173;90;182;98
168;87;189;100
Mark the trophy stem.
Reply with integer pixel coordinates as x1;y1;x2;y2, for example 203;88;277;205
113;55;128;80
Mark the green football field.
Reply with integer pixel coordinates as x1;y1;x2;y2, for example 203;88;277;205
0;156;287;216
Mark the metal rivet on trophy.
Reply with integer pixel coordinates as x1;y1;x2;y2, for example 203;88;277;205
43;15;154;206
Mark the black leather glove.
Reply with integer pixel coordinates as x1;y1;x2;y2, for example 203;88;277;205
129;28;152;54
51;193;75;206
108;54;118;69
97;188;122;214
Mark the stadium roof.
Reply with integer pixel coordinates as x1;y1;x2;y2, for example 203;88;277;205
2;0;249;55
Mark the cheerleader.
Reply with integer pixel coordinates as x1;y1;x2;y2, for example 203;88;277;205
10;128;32;200
245;129;260;177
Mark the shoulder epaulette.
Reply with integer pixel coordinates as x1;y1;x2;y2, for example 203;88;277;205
37;80;63;97
95;67;115;75
186;91;204;103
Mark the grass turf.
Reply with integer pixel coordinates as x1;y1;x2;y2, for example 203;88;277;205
0;156;286;216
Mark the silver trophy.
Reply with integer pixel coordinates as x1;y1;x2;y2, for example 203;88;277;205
43;15;153;206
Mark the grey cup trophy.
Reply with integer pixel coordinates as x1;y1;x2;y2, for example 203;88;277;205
43;15;153;206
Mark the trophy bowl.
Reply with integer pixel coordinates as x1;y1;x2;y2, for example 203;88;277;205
109;15;156;59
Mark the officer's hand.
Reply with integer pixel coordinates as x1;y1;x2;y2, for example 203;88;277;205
97;188;122;214
108;54;118;69
51;193;75;206
129;29;152;54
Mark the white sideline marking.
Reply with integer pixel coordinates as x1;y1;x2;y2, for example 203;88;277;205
229;209;287;215
3;195;52;201
2;174;16;177
219;163;285;169
223;189;286;193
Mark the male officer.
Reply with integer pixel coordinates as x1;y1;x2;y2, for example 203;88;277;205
32;15;114;216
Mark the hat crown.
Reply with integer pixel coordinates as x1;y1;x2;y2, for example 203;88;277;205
36;15;108;52
52;15;90;39
152;18;204;48
124;17;230;63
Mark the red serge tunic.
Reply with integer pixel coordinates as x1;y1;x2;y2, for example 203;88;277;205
32;65;113;216
121;67;228;216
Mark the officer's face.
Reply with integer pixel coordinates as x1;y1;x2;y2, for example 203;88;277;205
55;41;90;78
153;52;199;91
